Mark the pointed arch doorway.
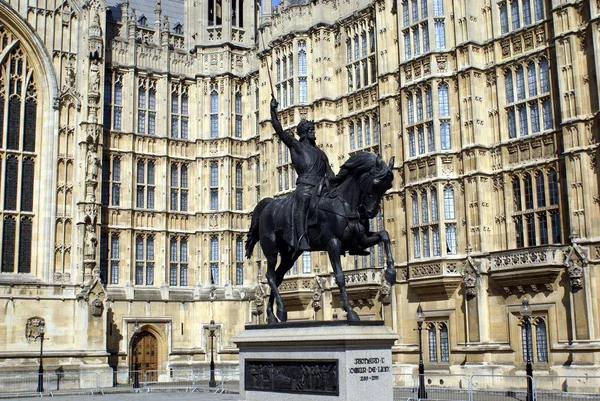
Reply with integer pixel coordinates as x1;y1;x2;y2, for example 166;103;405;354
131;330;159;381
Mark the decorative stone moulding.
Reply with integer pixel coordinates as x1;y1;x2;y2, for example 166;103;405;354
408;262;462;301
330;268;384;308
489;246;563;294
279;277;314;311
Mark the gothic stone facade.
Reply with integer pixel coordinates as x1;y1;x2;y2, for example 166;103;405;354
0;0;599;379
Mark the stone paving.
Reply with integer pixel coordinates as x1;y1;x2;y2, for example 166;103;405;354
4;391;240;401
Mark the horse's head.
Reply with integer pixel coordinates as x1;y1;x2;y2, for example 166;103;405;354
359;155;394;219
333;153;395;220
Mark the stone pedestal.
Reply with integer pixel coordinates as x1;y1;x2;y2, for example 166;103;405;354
233;321;399;401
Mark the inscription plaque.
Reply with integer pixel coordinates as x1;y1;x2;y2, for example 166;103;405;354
245;359;339;396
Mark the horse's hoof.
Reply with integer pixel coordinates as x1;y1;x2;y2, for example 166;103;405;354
276;309;288;323
346;309;360;321
267;315;278;324
385;268;396;285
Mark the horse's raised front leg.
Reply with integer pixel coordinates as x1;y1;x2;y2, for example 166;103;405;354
327;238;360;322
356;230;396;286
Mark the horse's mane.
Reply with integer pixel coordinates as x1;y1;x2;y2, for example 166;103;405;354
330;152;390;191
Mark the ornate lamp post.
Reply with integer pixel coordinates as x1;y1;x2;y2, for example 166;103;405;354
208;319;217;388
36;320;46;393
416;304;427;399
131;321;141;389
520;298;534;401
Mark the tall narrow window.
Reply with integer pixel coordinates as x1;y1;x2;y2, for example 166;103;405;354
431;188;439;221
539;59;550;93
528;63;537;97
548;170;558;205
536;173;546;207
407;94;414;125
524;173;533;209
427;124;435;152
511;0;521;30
235;93;242;138
136;160;155;209
521;321;534;362
416;91;423;121
446;224;457;254
210;236;219;285
412;194;419;225
519;105;528;136
210;162;219;210
433;0;443;16
210;89;219;138
404;32;412;60
434;21;445;49
508;109;517;138
357;122;363;148
433;226;440;256
444;186;455;220
403;2;410;26
422;23;430;53
113;79;123;130
531;103;540;133
111;158;121;206
413;28;421;57
426;86;433;119
110;234;119;284
542;99;552;130
428;325;437;362
500;3;509;34
421;192;429;223
440;121;450;150
365;118;371;146
522;0;532;25
550;211;561;244
421;0;428;17
418;126;425;154
135;235;154;285
180;239;188;286
439;324;450;362
409;128;416;157
536;320;548;362
438;84;449;116
302;251;311;274
534;0;544;21
505;70;514;103
513;177;522;211
236;236;244;285
413;229;421;258
516;66;525;100
236;163;243;210
349;122;355;151
423;228;430;257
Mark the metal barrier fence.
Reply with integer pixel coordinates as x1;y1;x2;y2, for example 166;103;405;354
395;374;600;401
0;368;226;398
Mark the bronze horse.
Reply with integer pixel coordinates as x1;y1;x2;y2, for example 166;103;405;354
245;152;396;323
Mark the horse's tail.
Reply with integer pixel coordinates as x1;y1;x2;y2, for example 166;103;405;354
245;197;274;259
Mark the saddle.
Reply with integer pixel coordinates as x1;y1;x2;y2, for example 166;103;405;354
305;181;370;256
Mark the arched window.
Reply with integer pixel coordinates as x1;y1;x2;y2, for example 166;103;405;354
536;319;548;362
0;40;38;274
536;173;546;207
527;62;537;97
416;90;423;121
408;128;416;157
443;186;454;220
439;323;449;362
421;192;429;223
516;66;525;100
235;93;242;138
513;176;522;211
505;70;514;103
428;325;437;362
210;162;219;210
524;173;533;209
438;84;449;116
548;170;558;205
210;236;219;284
407;93;414;125
425;86;433;119
431;188;439;221
412;193;419;225
539;59;550;93
210;89;219;138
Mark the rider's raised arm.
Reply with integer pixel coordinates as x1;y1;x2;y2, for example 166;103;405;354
270;98;297;149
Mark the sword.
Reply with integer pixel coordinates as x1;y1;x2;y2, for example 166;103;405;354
260;29;276;100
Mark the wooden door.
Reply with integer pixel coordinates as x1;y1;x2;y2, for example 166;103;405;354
132;331;158;380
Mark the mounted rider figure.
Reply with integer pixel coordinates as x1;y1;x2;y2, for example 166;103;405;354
270;98;334;251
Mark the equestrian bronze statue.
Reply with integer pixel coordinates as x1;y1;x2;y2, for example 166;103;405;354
245;100;396;324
